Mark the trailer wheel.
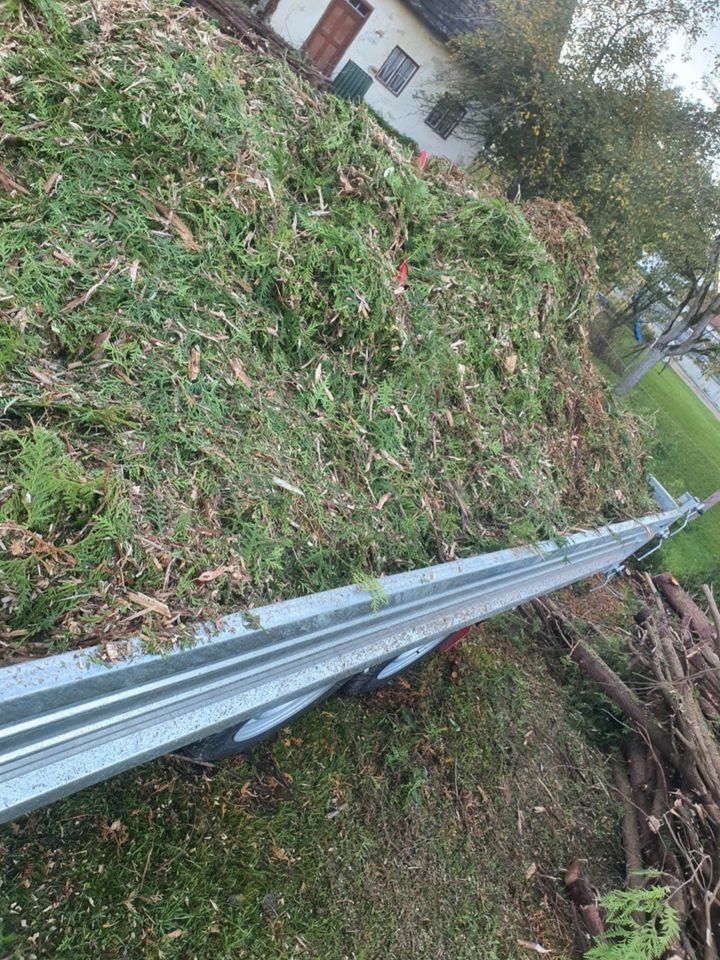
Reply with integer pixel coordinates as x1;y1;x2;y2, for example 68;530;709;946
342;626;474;697
181;683;337;762
342;635;445;696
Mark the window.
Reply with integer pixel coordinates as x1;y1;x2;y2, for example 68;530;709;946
346;0;372;14
376;46;418;95
425;95;466;139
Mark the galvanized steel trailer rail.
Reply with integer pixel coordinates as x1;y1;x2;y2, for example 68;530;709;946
0;484;700;823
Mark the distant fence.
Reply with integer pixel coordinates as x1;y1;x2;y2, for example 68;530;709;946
0;480;701;823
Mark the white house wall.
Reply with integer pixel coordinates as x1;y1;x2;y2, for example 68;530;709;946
268;0;476;165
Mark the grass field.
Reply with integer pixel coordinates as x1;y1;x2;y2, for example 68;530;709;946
595;337;720;582
0;619;622;960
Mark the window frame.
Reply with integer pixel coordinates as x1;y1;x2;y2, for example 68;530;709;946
425;95;466;140
345;0;372;15
376;46;419;97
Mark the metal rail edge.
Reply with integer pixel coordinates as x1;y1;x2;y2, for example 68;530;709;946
0;490;698;823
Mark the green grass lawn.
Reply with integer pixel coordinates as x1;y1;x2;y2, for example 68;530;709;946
0;621;621;960
597;336;720;583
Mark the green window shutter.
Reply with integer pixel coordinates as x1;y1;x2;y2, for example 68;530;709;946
330;60;373;103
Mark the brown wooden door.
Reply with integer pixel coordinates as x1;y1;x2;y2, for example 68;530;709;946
303;0;372;75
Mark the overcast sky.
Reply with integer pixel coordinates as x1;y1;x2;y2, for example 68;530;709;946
666;22;720;106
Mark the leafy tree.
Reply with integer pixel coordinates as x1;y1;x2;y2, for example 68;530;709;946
615;235;720;393
447;0;720;282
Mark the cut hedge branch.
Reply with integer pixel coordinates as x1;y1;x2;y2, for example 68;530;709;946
533;580;720;959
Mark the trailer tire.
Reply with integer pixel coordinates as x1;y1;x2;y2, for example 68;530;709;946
181;683;338;762
341;635;446;696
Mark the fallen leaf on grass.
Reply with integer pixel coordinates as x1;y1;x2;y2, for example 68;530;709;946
375;492;391;511
43;172;62;195
516;941;551;954
0;163;30;195
272;477;304;497
53;248;76;266
503;352;518;374
230;358;252;388
92;328;111;359
99;817;129;848
188;345;201;382
27;366;56;386
270;845;294;864
102;641;132;663
197;565;231;583
139;189;199;251
165;930;183;941
126;591;171;619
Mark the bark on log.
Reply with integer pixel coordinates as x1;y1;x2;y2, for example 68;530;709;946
566;629;676;761
614;762;646;918
701;585;720;661
534;586;720;959
534;598;676;760
627;736;656;855
565;859;605;937
655;574;717;645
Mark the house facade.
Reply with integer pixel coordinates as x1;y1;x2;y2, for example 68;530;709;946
261;0;482;165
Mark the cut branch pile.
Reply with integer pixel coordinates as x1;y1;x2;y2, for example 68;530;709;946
534;574;720;959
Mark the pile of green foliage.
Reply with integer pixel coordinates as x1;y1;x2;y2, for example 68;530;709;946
0;0;648;657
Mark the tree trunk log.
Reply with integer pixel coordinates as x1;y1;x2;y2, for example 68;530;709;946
566;630;676;761
655;574;716;645
614;762;646;921
614;345;664;395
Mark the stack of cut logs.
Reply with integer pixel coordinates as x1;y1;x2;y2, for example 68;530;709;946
534;573;720;960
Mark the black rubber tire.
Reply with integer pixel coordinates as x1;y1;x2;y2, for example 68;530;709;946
181;684;339;762
341;635;447;696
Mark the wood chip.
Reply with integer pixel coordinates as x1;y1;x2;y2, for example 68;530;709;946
230;358;252;388
139;189;199;251
53;248;76;266
27;366;56;386
197;566;231;583
272;477;304;497
516;941;551;954
0;163;30;196
126;591;171;619
43;172;62;196
188;345;201;382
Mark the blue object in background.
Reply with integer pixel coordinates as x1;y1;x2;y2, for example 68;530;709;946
631;291;643;341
